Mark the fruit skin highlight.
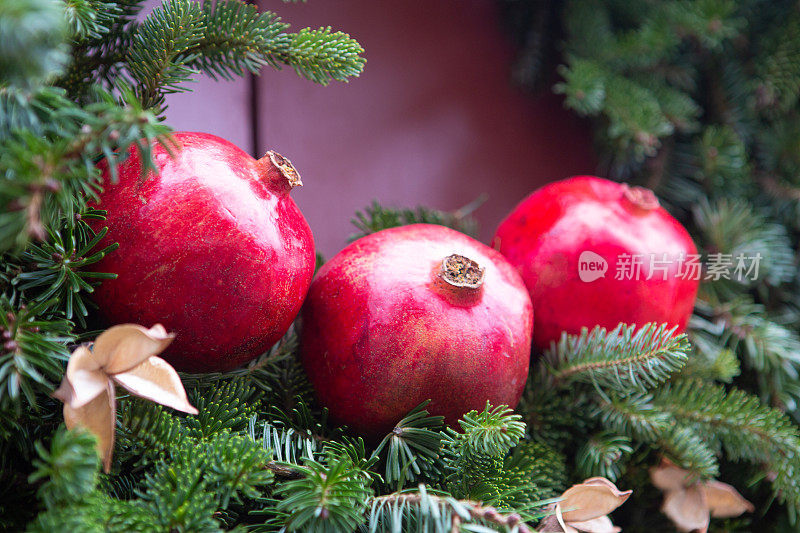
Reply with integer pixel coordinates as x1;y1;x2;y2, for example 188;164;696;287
493;175;699;351
300;223;533;438
89;131;315;372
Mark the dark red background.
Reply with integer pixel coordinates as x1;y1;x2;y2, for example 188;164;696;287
159;0;596;256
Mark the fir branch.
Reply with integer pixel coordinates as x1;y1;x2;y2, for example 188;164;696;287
126;0;205;110
0;0;69;88
350;198;484;242
15;218;118;327
516;370;591;451
0;86;170;252
277;26;365;86
63;0;118;40
553;56;607;116
323;438;381;485
755;13;800;112
546;323;690;394
502;440;567;504
693;297;800;413
185;380;258;438
186;0;289;81
441;404;527;506
591;391;720;478
367;485;539;533
115;397;188;463
372;401;444;490
693;198;795;287
251;417;319;466
683;327;741;383
454;404;526;458
274;459;373;532
653;379;800;510
576;432;633;482
202;431;274;509
0;296;72;414
135;444;221;531
29;426;100;508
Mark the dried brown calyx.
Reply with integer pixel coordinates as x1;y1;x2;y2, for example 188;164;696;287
268;151;302;188
622;183;660;211
439;254;485;289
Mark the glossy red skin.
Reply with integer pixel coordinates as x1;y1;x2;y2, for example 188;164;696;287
300;224;532;438
493;176;699;351
89;132;315;372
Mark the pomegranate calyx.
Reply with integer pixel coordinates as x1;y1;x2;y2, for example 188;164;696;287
258;151;302;196
440;254;485;289
622;183;660;211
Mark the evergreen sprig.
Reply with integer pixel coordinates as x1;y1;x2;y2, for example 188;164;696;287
274;459;374;532
372;401;444;490
546;322;690;393
15;220;118;326
654;380;800;510
591;391;720;478
350;198;484;241
188;0;288;81
575;432;633;482
126;0;205;110
277;26;366;86
0;296;73;415
366;484;543;533
442;404;526;505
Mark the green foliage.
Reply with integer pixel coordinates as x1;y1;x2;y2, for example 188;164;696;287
366;484;544;533
442;404;526;506
278;26;366;86
546;322;690;393
0;296;72;415
0;0;68;88
350;198;484;241
372;401;444;490
16;220;118;326
653;380;800;510
576;432;632;482
29;426;100;508
126;0;205;110
275;459;373;532
502;440;567;503
125;0;364;111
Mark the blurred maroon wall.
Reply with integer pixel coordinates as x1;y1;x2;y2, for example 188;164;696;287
160;0;596;256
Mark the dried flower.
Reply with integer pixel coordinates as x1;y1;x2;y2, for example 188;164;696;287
649;459;754;532
53;324;197;471
538;477;632;533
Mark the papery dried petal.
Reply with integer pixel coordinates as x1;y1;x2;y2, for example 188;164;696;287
662;485;709;533
53;346;106;408
649;459;693;491
560;478;633;522
63;384;116;472
112;356;197;415
568;515;621;533
703;480;754;518
95;324;174;374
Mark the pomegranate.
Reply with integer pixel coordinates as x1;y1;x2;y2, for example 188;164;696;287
89;132;315;372
493;176;699;351
300;224;532;438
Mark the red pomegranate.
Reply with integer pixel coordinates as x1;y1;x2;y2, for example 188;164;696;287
493;176;699;351
88;132;315;372
300;224;532;438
